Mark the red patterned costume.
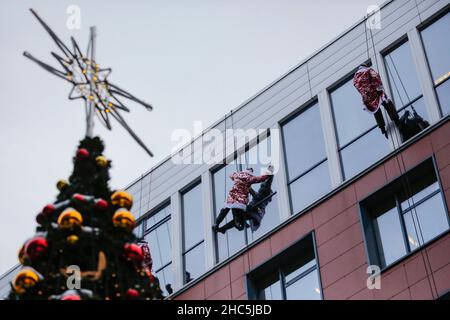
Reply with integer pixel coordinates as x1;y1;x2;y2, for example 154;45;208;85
353;66;387;113
224;170;268;210
214;169;268;233
353;65;400;137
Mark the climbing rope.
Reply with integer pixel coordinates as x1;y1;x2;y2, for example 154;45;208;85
365;16;438;298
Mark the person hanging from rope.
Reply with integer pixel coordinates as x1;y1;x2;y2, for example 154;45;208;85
353;63;400;138
212;167;269;233
215;165;275;234
246;165;275;231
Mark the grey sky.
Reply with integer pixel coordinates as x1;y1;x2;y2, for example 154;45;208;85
0;0;384;274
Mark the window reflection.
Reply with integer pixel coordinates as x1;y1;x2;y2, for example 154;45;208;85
281;102;331;215
375;207;407;266
183;242;206;283
213;162;247;262
213;136;280;263
340;128;390;179
289;161;331;213
421;12;450;115
143;204;172;295
331;78;389;180
285;269;321;300
250;234;322;300
182;183;205;283
361;159;450;268
384;41;423;110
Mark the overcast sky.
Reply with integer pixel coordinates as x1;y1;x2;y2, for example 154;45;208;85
0;0;385;275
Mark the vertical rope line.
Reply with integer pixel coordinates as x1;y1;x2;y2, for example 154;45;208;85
306;62;313;99
368;22;438;298
414;0;423;24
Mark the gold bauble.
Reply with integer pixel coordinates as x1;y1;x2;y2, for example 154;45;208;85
13;268;40;295
56;179;69;191
66;234;79;245
112;209;135;231
95;155;108;168
57;208;83;229
111;190;133;210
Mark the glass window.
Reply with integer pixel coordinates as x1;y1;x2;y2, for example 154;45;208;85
241;137;280;242
213;161;247;262
213;136;279;263
331;78;390;180
155;263;172;297
285;269;321;300
340;128;390;178
248;234;322;300
385;42;423;109
375;207;407;266
281;102;331;214
261;280;282;300
361;159;450;268
181;183;205;283
183;242;205;283
282;103;327;178
143;203;172;295
421;12;450;116
289;161;331;214
384;40;429;129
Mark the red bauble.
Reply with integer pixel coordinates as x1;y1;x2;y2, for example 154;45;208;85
94;198;108;210
76;148;90;160
25;237;48;261
61;294;81;300
124;243;144;265
126;288;139;299
72;194;86;203
36;204;55;224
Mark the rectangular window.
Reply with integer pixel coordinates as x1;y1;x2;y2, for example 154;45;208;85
421;11;450;116
143;203;172;296
331;78;390;179
247;233;322;300
181;182;205;284
213;136;279;263
281;101;331;214
384;39;428;138
360;158;449;268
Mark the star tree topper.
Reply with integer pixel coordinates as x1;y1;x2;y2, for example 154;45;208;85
24;9;154;157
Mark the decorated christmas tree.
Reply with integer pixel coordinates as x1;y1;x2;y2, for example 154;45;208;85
8;9;161;300
9;137;163;300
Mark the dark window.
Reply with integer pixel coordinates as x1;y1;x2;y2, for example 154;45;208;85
281;101;331;214
181;182;205;283
421;12;450;116
384;40;428;124
360;158;449;268
331;78;390;179
213;136;279;263
143;203;172;296
247;233;322;300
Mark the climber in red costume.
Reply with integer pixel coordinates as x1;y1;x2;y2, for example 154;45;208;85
213;168;269;233
353;64;400;138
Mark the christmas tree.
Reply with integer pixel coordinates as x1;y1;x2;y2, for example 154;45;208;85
9;136;163;300
9;9;162;300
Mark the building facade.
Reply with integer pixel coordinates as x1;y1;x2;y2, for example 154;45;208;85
1;0;449;300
